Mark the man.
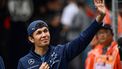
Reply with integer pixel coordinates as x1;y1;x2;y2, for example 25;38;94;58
17;0;106;69
0;56;5;69
85;24;121;69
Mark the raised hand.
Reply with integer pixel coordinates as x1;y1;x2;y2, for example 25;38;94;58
94;0;106;22
39;62;50;69
94;0;106;14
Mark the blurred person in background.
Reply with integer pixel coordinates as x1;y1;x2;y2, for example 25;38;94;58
103;0;122;37
67;0;94;69
7;0;34;69
0;56;5;69
66;0;92;41
85;24;121;69
48;13;64;45
61;0;79;42
30;0;63;23
17;0;106;69
0;0;10;69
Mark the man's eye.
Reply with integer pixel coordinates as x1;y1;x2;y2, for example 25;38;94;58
44;29;48;33
37;31;42;34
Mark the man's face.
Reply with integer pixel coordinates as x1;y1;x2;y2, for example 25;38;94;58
97;29;113;44
29;27;50;47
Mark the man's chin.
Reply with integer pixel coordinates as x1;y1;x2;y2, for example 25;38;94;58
42;43;50;46
99;40;106;43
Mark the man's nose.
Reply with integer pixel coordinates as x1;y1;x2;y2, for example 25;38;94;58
41;32;46;37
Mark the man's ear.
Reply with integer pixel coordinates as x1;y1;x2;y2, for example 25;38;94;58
28;36;34;43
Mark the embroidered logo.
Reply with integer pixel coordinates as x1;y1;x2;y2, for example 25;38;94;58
32;28;35;30
49;52;60;67
28;59;35;65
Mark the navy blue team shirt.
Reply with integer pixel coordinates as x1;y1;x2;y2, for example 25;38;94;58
17;20;103;69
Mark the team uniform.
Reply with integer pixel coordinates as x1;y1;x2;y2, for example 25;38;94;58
18;20;103;69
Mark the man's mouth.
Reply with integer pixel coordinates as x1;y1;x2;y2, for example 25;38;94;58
41;39;49;42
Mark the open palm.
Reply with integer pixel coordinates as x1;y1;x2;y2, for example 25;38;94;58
94;0;106;14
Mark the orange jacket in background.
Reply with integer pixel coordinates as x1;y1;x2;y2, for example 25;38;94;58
103;9;122;36
85;41;121;69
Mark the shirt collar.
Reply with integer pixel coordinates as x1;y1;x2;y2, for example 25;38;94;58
30;45;52;61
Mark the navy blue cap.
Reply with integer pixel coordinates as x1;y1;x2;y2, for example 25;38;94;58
101;24;113;35
27;20;48;36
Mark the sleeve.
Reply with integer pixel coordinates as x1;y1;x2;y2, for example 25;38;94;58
17;60;24;69
81;45;92;68
63;20;103;61
0;56;5;69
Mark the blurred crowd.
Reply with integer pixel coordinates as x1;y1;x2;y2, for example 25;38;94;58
0;0;122;69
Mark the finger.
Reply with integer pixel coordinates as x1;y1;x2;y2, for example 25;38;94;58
99;0;103;4
39;62;47;69
102;0;105;5
99;0;104;5
94;0;101;6
101;0;105;4
47;66;50;69
97;0;100;3
94;0;98;7
44;64;50;69
43;62;50;69
100;0;105;8
94;0;98;4
99;0;102;3
41;63;45;67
